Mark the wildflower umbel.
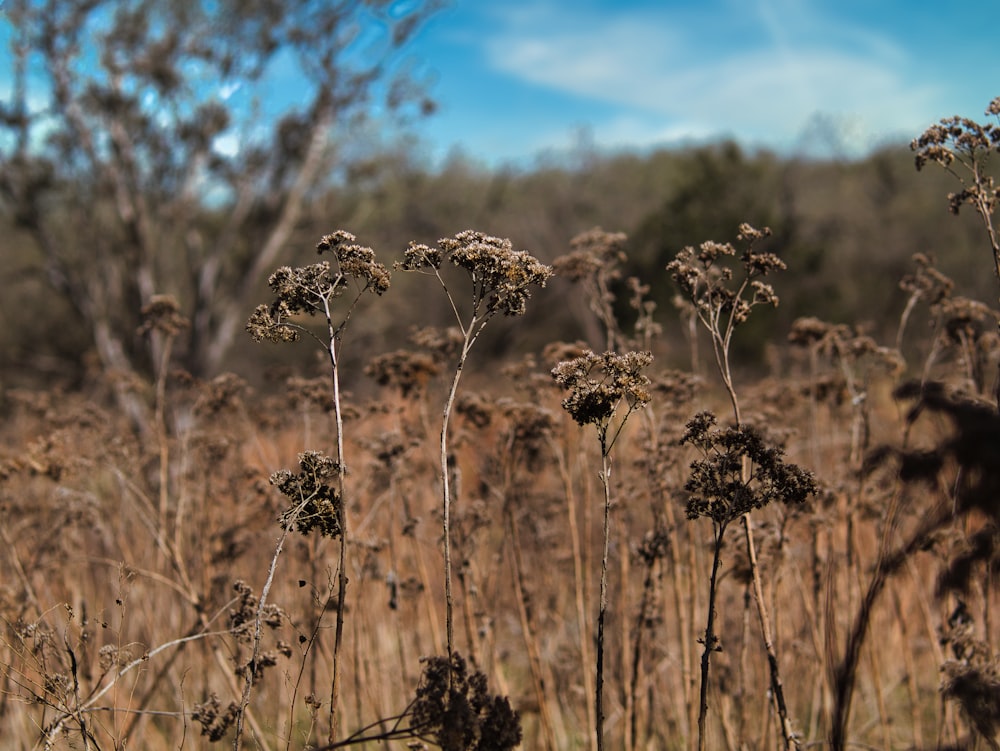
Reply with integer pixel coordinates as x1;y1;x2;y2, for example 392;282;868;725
270;451;344;538
247;231;390;343
397;230;553;319
667;223;783;425
680;411;817;525
666;224;783;328
551;349;653;430
911;98;1000;281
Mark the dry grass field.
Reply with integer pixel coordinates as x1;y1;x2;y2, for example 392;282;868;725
3;107;1000;751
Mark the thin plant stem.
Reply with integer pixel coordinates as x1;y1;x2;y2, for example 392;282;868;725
325;304;350;745
706;272;799;750
697;520;727;751
595;435;613;751
439;335;474;661
550;431;597;749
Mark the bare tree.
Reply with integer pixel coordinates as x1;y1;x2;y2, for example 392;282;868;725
0;0;439;417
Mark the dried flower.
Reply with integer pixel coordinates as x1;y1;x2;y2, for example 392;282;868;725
410;653;521;751
270;451;344;538
192;693;239;742
552;227;627;282
247;231;389;343
397;230;552;318
365;349;441;396
229;580;284;638
137;294;189;337
680;411;817;524
551;349;653;428
911;108;1000;219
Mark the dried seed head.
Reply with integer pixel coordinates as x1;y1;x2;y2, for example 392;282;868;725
270;451;344;538
680;411;817;524
365;349;441;396
397;231;553;317
552;349;653;427
138;294;189;337
248;231;389;343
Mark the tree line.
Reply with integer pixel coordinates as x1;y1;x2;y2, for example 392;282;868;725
0;1;994;403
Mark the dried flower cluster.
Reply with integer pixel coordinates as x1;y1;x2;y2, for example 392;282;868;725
409;653;522;751
666;223;784;326
552;227;627;283
246;231;390;343
365;349;441;396
228;580;284;637
680;411;817;525
137;294;189;337
911;104;1000;217
899;252;955;307
788;317;902;371
269;451;344;538
397;230;553;317
551;349;653;427
192;693;239;742
938;601;1000;747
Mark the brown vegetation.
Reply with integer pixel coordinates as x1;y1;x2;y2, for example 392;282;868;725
3;7;1000;745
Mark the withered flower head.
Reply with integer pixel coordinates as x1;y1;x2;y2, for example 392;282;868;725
270;451;344;538
316;230;391;294
551;349;653;427
410;325;466;363
365;349;441;397
552;227;627;281
899;253;954;306
192;693;239;742
247;231;389;343
397;230;553;317
666;223;783;329
911;103;1000;217
138;294;190;337
410;653;522;751
680;411;817;525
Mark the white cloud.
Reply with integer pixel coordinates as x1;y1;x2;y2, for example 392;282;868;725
479;2;942;153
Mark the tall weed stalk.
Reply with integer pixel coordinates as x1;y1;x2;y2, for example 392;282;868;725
668;223;815;750
397;230;552;663
552;349;653;751
247;230;390;745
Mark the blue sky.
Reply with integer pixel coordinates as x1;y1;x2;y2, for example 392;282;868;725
397;0;1000;166
1;0;997;170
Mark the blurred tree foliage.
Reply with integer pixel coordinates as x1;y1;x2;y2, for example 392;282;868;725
0;4;994;397
3;135;995;393
292;140;992;380
0;0;440;416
